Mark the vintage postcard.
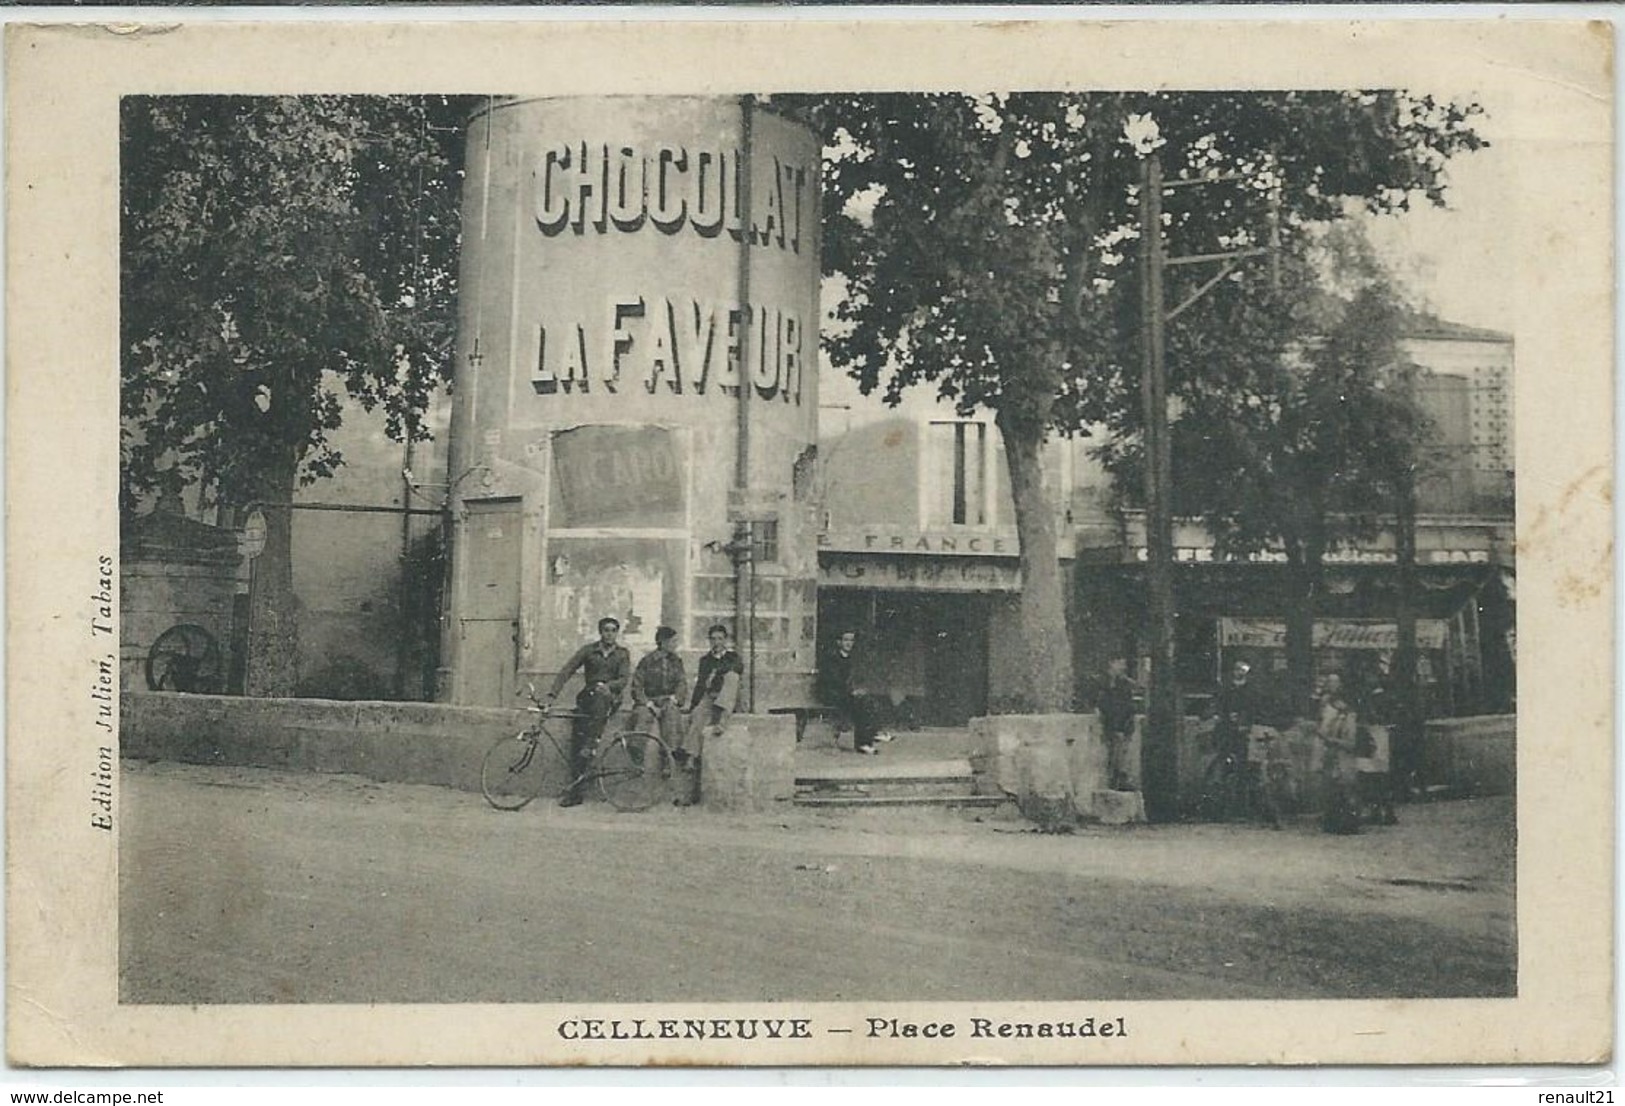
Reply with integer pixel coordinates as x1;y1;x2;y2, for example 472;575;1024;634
6;18;1613;1068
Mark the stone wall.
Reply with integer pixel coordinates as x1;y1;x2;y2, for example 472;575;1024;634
122;691;798;810
1422;714;1516;796
970;710;1437;824
700;714;796;812
969;712;1144;824
121;691;530;792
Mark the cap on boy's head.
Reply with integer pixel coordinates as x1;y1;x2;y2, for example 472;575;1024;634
655;626;678;645
598;616;621;632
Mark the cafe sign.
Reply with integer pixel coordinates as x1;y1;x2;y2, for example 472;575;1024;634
819;554;1021;593
1219;618;1449;652
819;528;1020;558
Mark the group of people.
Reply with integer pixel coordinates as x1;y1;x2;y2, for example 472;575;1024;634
1314;671;1399;833
1210;658;1399;832
545;617;742;807
544;618;1401;831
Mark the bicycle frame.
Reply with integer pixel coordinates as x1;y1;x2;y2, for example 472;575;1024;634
483;684;673;812
512;687;601;796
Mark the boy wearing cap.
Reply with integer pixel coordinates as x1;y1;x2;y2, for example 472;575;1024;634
630;625;688;750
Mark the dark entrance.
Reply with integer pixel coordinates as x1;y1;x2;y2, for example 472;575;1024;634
816;590;990;727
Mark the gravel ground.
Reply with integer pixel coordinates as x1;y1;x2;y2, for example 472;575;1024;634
119;759;1515;1005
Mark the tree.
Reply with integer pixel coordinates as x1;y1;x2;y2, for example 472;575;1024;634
1116;229;1431;716
778;92;1483;713
121;95;469;695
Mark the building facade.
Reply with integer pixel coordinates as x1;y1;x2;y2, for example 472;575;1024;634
815;316;1516;724
436;96;824;709
124;95;1514;726
815;372;1088;725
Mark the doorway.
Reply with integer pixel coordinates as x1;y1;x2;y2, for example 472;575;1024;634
816;590;990;727
458;498;522;705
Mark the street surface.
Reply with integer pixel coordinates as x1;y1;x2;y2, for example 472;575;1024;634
120;760;1515;1004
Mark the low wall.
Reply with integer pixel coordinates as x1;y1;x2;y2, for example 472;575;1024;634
701;714;796;812
121;691;533;793
972;710;1415;823
969;713;1144;824
122;692;797;808
1422;714;1516;796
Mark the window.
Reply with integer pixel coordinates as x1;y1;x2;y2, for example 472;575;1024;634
927;421;991;526
751;519;779;564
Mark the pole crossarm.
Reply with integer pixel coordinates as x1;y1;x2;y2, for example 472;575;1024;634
1164;246;1270;269
1166;258;1244;322
1161;171;1255;190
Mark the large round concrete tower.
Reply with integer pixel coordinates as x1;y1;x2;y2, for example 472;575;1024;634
440;97;821;709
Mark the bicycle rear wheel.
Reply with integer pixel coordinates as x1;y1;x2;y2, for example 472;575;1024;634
481;732;550;811
595;730;672;812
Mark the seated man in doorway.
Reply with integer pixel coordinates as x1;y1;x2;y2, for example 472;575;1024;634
630;625;687;751
817;629;882;755
545;616;631;807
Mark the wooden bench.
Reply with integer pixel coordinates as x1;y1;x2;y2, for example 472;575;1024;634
766;704;848;742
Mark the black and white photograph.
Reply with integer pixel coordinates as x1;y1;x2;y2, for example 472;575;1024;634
6;18;1612;1069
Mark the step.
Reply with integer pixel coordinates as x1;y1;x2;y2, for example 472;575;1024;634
793;793;1006;809
796;778;978;800
794;758;974;785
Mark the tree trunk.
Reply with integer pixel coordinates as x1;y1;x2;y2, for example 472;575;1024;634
996;414;1074;713
244;450;302;697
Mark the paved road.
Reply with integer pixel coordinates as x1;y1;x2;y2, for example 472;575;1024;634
119;760;1515;1005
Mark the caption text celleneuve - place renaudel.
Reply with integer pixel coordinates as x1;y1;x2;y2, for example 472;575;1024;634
557;1015;1128;1042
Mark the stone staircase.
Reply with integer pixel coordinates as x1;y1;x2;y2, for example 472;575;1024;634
792;756;1002;810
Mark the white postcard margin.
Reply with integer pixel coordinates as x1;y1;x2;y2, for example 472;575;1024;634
4;17;1613;1067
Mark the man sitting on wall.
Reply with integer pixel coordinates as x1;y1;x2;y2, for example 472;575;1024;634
672;623;744;806
631;625;688;751
545;616;631;807
687;623;742;750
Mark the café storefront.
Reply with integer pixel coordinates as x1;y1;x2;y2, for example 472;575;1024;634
1074;518;1515;719
816;528;1029;727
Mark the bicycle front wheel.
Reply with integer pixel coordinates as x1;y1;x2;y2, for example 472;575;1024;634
481;732;550;811
595;730;673;812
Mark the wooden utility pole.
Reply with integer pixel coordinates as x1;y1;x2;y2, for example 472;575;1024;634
1139;154;1180;823
1394;364;1422;803
1137;157;1278;822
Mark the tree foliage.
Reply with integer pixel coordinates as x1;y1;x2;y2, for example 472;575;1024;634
120;94;470;512
120;95;471;694
1105;225;1429;548
777;90;1484;712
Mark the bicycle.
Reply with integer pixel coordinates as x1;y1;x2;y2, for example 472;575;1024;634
1195;724;1287;829
480;684;675;813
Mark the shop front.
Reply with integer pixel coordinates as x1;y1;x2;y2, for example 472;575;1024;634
816;546;1023;727
1075;558;1515;722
